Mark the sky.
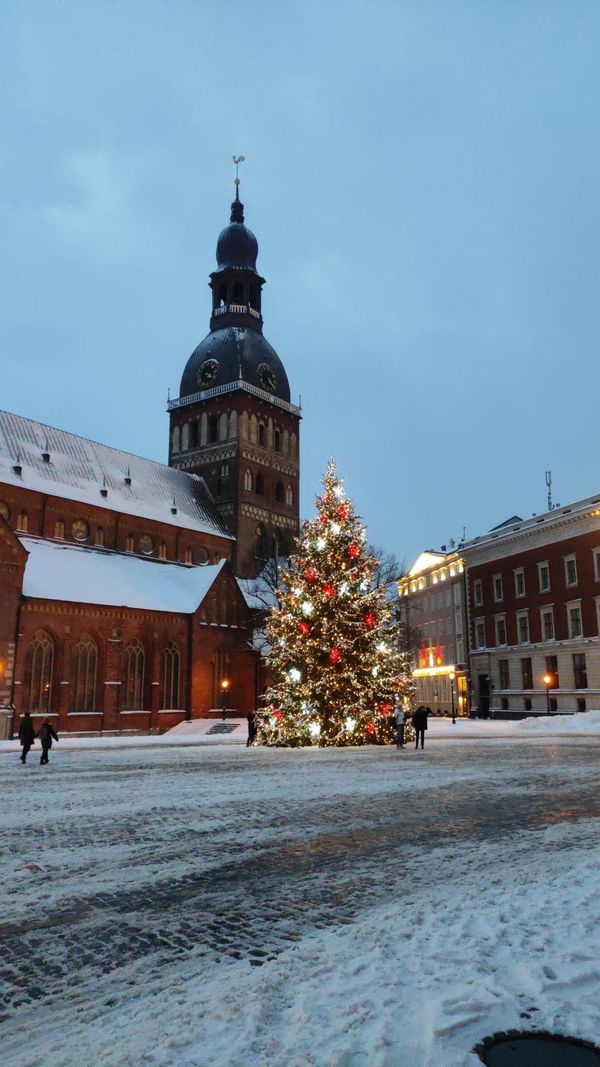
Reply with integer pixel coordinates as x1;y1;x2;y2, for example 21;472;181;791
2;0;600;566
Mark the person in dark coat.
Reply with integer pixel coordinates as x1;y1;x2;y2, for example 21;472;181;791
18;711;36;764
246;712;257;747
413;705;429;750
37;720;59;764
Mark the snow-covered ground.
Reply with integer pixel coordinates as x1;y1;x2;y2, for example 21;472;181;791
1;738;600;1066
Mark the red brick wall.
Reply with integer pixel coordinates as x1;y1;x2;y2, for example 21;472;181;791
0;519;27;719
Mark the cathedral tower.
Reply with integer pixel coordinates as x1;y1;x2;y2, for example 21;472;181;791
168;178;301;578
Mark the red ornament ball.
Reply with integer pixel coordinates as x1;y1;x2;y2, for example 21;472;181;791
319;514;328;526
305;567;316;581
367;720;375;734
364;612;376;630
348;544;359;559
273;709;282;721
381;703;392;715
338;505;349;520
298;622;310;636
323;584;335;599
329;647;341;664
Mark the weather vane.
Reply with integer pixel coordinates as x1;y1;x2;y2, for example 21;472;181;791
232;154;245;187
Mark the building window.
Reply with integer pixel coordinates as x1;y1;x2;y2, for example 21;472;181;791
495;616;507;646
54;520;65;539
210;647;231;707
171;425;180;453
209;416;218;444
190;421;199;448
594;549;600;582
184;547;193;564
221;463;230;478
517;611;530;644
181;423;189;450
286;484;294;507
567;603;583;639
274;429;281;452
123;640;145;711
125;535;134;553
219;413;228;442
24;630;54;714
498;659;510;690
244;468;253;491
139;535;154;555
16;511;28;533
72;519;89;542
73;635;98;713
255;473;264;496
538;561;550;593
474;619;486;649
541;607;555;641
275;481;284;503
158;542;167;559
577;697;587;713
493;574;503;602
162;643;180;709
473;579;483;607
573;652;588;690
258;423;266;447
95;527;105;547
514;568;525;598
521;658;533;690
545;655;559;688
564;555;578;588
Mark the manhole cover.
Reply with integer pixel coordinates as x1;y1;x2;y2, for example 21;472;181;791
475;1032;600;1066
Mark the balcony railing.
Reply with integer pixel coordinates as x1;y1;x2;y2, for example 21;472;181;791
213;304;261;319
167;379;302;416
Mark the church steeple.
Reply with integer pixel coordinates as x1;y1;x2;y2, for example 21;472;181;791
209;178;264;332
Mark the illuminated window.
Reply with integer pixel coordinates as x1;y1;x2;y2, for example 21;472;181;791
73;635;97;713
16;511;28;533
24;630;54;713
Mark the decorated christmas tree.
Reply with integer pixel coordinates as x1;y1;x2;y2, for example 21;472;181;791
258;461;414;746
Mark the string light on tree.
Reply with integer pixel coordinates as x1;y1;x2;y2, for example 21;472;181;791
258;460;415;747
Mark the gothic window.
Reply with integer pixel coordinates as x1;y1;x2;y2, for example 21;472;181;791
283;430;289;456
244;469;253;491
24;630;54;714
181;423;189;451
209;416;218;443
274;429;281;452
158;542;167;559
255;473;264;496
162;642;180;709
184;547;193;564
221;463;230;478
54;520;65;539
286;484;294;507
229;410;237;439
218;283;227;306
290;432;298;458
241;411;249;439
211;647;231;707
255;524;268;559
200;412;208;445
250;414;258;443
125;534;134;553
258;423;266;446
275;481;285;503
219;413;228;441
73;635;98;713
123;640;145;711
16;511;28;533
190;421;199;448
171;425;180;453
95;528;105;547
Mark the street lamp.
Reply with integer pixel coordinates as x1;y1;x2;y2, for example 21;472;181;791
221;679;230;720
449;671;456;724
543;673;552;716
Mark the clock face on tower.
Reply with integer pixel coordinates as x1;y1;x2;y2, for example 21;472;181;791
196;359;219;388
257;362;277;393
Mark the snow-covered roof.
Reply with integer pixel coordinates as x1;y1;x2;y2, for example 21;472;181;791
21;537;227;612
0;410;233;539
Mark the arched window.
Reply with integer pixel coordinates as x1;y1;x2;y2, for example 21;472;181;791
123;640;145;711
283;430;289;456
290;432;298;458
95;527;105;547
54;520;65;539
181;423;189;450
211;647;231;707
200;412;208;445
258;423;266;446
209;415;218;443
255;473;264;496
162;642;180;709
125;534;134;553
24;630;54;714
274;429;281;452
158;542;167;559
73;634;97;713
244;469;253;491
219;413;228;441
190;421;199;448
171;425;180;453
184;547;193;564
286;484;294;507
229;410;237;439
255;524;268;559
241;411;249;440
250;414;258;443
275;481;284;503
16;512;28;533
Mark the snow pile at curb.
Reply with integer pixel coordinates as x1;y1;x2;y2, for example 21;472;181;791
517;709;600;733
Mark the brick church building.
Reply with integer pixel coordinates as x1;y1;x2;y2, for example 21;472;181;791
0;181;300;738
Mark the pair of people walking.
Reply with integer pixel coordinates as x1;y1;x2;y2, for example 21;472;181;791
18;712;59;765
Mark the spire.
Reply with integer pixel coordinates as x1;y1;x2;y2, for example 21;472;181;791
231;154;245;222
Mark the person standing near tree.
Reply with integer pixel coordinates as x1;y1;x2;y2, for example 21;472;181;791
246;712;257;747
18;711;35;765
38;720;59;765
394;705;405;749
413;705;429;750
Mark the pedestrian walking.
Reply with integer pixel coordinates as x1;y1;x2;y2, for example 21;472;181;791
394;705;405;749
412;705;429;750
18;711;36;764
37;720;59;765
246;711;257;747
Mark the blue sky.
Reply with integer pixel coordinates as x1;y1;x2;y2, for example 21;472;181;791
2;1;600;564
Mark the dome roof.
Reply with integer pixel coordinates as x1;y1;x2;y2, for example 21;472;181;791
215;191;258;270
179;326;290;404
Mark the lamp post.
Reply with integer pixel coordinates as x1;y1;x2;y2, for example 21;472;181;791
449;671;456;724
543;673;552;716
221;678;230;721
